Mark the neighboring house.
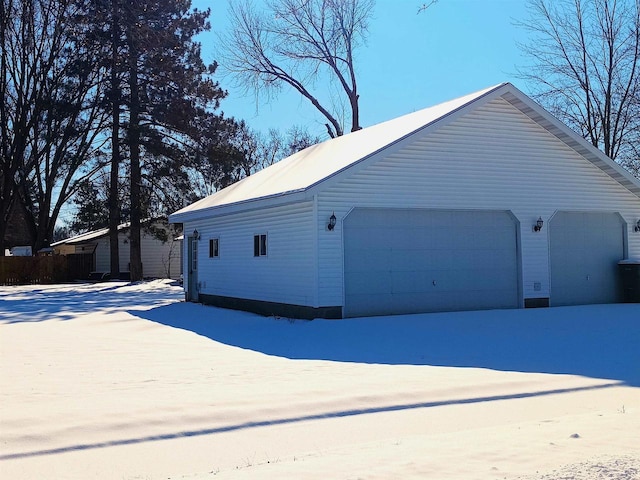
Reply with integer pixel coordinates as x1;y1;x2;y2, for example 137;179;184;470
169;83;640;319
52;220;182;280
7;246;33;256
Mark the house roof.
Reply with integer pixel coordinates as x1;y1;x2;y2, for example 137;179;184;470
170;82;640;222
52;219;175;246
51;224;126;246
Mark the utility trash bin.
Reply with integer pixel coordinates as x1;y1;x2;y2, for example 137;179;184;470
618;259;640;303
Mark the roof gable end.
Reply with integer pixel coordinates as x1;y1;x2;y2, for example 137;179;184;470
500;87;640;198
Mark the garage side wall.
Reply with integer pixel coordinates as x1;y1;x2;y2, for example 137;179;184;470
94;235;130;274
183;201;322;316
140;233;182;279
316;96;640;308
93;229;181;279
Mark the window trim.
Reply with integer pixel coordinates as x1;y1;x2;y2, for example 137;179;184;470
191;237;198;271
253;233;267;257
209;237;219;258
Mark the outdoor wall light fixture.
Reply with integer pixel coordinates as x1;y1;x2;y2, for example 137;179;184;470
635;220;640;233
328;212;337;231
533;217;544;232
193;229;200;240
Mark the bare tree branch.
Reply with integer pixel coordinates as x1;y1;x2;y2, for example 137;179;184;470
219;0;374;138
417;1;438;15
516;0;640;173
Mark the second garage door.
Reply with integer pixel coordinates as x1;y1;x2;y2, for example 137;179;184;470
343;208;520;317
549;211;625;306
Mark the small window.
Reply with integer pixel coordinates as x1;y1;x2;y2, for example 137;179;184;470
253;234;267;257
191;238;198;271
209;238;219;258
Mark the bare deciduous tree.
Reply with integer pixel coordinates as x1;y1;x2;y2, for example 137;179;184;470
220;0;375;138
417;0;438;15
0;0;110;254
517;0;640;172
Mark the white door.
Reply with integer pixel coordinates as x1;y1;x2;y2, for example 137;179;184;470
187;236;199;302
343;208;520;317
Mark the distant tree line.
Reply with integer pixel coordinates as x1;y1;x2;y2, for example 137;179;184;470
0;0;318;279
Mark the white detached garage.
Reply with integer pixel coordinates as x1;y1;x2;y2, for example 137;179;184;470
169;83;640;319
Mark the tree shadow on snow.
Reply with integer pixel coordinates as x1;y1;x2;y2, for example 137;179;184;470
0;281;181;323
133;302;640;387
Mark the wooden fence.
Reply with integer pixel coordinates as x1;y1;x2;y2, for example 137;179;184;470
0;254;93;286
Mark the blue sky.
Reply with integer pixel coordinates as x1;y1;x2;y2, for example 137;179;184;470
195;0;532;138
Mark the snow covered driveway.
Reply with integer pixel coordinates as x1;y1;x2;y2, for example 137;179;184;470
1;280;639;479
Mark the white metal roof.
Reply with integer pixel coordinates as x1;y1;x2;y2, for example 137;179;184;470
51;224;126;246
52;218;179;247
170;82;640;222
170;84;506;221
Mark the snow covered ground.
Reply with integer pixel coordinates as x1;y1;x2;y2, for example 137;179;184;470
0;280;639;479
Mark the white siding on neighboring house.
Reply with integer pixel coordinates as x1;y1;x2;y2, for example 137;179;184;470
140;232;181;279
184;201;316;306
94;235;130;273
90;227;181;279
316;97;640;307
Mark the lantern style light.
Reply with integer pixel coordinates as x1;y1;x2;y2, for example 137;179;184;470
328;212;337;231
533;217;544;232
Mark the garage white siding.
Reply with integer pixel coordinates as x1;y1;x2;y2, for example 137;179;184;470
317;96;640;308
184;201;316;306
171;84;640;317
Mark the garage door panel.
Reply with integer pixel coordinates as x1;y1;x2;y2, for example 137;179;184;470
389;289;515;314
391;270;431;294
344;270;391;295
344;208;520;317
348;293;394;317
390;249;456;270
390;250;429;270
455;250;509;269
490;269;520;290
550;211;624;306
391;292;446;313
392;230;427;249
345;248;392;271
473;231;511;250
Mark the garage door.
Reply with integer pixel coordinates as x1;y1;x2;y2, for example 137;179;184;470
549;211;624;306
343;208;520;317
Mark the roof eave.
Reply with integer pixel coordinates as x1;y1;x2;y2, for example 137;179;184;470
169;81;640;224
169;189;308;223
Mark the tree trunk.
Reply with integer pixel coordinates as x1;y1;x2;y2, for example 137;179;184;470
0;192;15;256
34;206;49;252
109;0;121;278
350;93;361;133
0;0;8;256
127;22;143;282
